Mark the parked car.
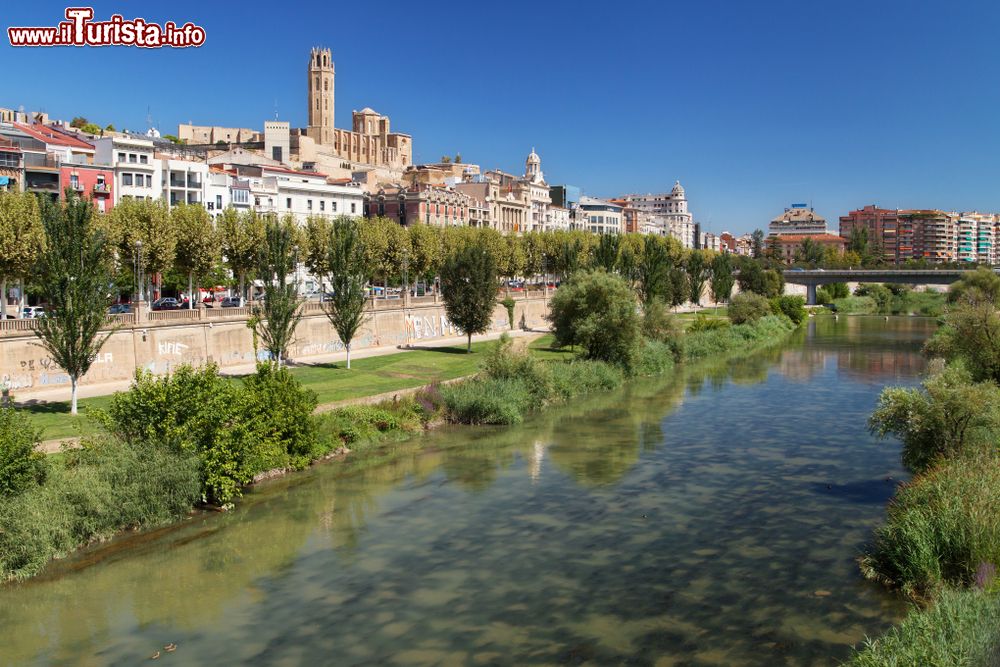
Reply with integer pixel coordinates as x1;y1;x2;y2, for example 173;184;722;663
21;306;45;318
150;298;181;311
220;296;242;308
108;303;132;315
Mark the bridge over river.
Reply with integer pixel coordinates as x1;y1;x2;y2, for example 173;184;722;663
782;268;990;304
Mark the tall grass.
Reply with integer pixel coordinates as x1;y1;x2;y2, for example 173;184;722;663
0;437;200;582
860;451;1000;598
683;315;794;362
845;588;1000;666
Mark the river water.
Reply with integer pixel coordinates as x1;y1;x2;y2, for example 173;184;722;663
1;316;936;666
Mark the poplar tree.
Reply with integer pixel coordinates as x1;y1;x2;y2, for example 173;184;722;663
0;191;46;318
33;193;115;414
107;197;175;300
440;246;498;352
172;203;219;308
254;216;302;366
322;218;368;369
220;208;265;305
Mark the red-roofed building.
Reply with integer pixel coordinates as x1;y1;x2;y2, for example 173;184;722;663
770;233;847;264
0;137;22;192
13;123;94;164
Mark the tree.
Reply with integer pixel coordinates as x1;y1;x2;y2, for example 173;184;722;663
220;208;265;305
728;292;771;325
796;237;824;267
322;218;369;369
669;265;689;309
254;216;302;366
637;235;671;306
593;233;620;273
686;250;711;305
0;191;46;319
104;124;116;132
751;229;765;259
33;193;115;414
80;122;102;135
454;153;462;164
948;266;1000;306
70;117;88;128
548;270;641;368
848;226;870;256
407;223;443;282
302;214;332;280
924;302;1000;384
172;204;218;309
737;258;783;297
107;198;175;300
440;155;451;164
710;252;735;305
440;245;498;352
870;361;1000;473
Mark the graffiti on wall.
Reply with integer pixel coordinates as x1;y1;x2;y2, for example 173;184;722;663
404;314;457;341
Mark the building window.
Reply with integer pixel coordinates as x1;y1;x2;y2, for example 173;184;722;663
122;173;133;186
351;202;356;214
254;196;260;206
145;174;152;187
307;199;313;211
70;175;79;189
331;201;337;212
128;153;137;163
320;201;325;212
117;152;126;162
216;195;223;209
286;198;292;209
139;154;148;164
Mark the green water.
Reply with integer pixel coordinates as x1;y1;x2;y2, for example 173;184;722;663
1;316;936;666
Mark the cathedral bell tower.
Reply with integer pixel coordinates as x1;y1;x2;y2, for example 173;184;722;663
307;47;335;145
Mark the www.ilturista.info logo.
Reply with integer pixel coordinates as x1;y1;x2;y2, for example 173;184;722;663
7;7;206;48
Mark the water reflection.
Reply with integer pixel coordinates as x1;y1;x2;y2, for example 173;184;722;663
0;316;935;666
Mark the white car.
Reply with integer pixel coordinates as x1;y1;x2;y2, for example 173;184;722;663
22;306;45;318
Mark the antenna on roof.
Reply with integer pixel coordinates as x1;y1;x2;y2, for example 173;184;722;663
274;99;279;121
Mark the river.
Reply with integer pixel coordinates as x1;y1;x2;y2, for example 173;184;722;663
0;316;937;666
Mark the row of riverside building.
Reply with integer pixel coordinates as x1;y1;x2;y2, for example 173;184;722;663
839;205;1000;264
0;47;715;250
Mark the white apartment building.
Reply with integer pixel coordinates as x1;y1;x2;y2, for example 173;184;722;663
957;212;997;264
579;196;624;235
93;136;161;203
233;165;364;222
161;157;208;208
545;205;571;231
621;181;695;246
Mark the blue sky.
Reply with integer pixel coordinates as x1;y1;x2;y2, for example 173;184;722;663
3;0;999;234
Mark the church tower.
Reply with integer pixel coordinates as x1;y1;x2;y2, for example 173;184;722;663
307;47;335;145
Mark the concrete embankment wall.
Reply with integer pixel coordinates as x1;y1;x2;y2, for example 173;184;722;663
0;295;550;397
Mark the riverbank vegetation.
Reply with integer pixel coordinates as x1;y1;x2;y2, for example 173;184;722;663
825;283;946;316
442;270;799;426
848;267;1000;664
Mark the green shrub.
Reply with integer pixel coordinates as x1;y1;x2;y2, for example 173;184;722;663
0;406;47;497
634;340;676;376
769;295;807;325
481;334;553;399
0;436;200;582
242;363;319;465
832;295;877;314
846;588;1000;666
99;362;321;504
855;283;892;313
549;270;642;369
684;315;793;362
815;287;831;305
826;282;850;299
687;314;730;333
859;451;1000;597
442;377;535;425
500;296;516;329
728;292;772;325
869;361;1000;473
316;402;424;449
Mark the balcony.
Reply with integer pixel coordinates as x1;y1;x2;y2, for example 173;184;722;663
93;183;110;194
70;181;84;192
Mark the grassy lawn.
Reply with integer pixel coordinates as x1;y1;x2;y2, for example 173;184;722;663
22;335;569;443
